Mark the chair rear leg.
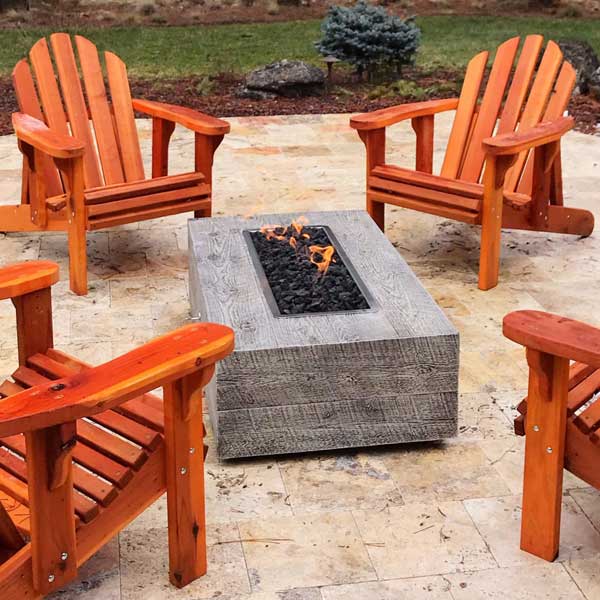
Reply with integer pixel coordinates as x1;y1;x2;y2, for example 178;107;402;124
520;349;569;561
367;197;385;231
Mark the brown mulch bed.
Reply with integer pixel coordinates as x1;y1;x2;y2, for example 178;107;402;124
1;69;598;136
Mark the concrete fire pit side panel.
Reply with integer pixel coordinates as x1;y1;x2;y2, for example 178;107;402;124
189;210;459;459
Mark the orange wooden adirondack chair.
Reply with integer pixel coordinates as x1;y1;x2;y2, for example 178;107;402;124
504;310;600;561
0;260;234;597
0;33;230;296
350;35;594;290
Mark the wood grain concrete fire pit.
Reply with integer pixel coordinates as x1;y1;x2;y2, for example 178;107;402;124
189;210;459;459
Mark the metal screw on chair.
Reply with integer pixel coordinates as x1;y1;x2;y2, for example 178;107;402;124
61;552;68;561
180;467;187;475
48;574;55;583
533;425;540;432
189;447;195;454
546;446;553;454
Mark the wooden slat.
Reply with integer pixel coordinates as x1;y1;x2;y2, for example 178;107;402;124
75;35;125;186
441;50;488;179
504;41;564;192
11;366;49;388
29;38;69;136
497;35;544;136
567;369;600;415
45;348;87;373
91;411;162;450
87;184;210;218
369;190;479;224
0;381;24;398
50;33;103;189
84;171;204;204
12;58;63;197
574;397;600;434
89;198;211;230
77;420;147;469
0;491;30;537
369;176;480;212
27;352;74;379
517;61;576;195
105;51;144;182
118;397;165;432
71;442;133;488
459;37;520;183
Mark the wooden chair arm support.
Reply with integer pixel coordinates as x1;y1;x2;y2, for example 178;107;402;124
132;99;230;136
483;116;574;156
0;260;59;300
350;98;459;131
12;112;84;159
503;310;600;368
0;322;234;437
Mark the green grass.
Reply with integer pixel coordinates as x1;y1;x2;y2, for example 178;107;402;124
0;15;599;78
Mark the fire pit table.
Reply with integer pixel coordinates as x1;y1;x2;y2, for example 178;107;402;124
189;210;459;459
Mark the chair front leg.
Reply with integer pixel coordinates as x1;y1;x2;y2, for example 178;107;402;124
521;348;570;561
358;128;386;231
411;115;434;174
163;365;214;588
194;133;225;219
57;156;88;296
479;154;516;290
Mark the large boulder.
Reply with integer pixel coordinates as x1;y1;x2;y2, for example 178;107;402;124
241;60;325;98
558;39;600;95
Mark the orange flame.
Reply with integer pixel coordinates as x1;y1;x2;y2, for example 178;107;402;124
309;245;335;276
260;224;288;241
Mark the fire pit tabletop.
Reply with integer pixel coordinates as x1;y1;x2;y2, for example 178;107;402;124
189;210;459;459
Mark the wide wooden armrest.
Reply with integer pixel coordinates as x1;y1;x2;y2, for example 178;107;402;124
350;98;459;131
0;322;234;437
132;99;230;136
0;260;59;300
12;112;84;159
503;310;600;368
484;116;574;156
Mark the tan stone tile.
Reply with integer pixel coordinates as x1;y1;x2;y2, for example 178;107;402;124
0;232;41;261
320;576;452;599
238;512;375;592
49;538;120;600
204;460;292;522
564;557;600;599
445;563;585;599
109;275;188;308
151;300;192;336
464;494;600;567
278;452;403;514
459;348;528;394
382;441;511;504
570;488;600;529
354;501;495;579
458;393;515;440
70;306;154;344
120;522;250;599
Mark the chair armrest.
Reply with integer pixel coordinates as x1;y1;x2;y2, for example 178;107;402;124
503;310;600;368
12;113;84;159
483;116;573;156
0;260;59;301
0;322;234;437
350;98;459;131
132;99;230;136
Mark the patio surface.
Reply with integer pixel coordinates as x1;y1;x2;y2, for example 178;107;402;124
0;112;599;599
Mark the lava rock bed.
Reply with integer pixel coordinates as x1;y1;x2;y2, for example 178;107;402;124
248;226;370;315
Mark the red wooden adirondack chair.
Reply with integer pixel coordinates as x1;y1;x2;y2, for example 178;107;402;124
0;260;234;597
504;310;600;561
0;33;230;295
350;35;594;290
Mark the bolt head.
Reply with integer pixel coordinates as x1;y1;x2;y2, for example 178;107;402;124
48;574;55;583
180;467;187;475
61;552;68;561
546;446;553;454
533;425;540;432
189;447;195;454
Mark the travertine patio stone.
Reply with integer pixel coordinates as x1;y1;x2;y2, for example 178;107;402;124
464;495;600;567
0;112;599;598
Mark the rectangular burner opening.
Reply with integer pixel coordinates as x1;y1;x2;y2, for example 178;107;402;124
243;225;376;317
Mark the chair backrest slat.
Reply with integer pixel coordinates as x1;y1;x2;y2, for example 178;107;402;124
440;50;488;180
458;37;520;183
105;52;145;182
517;61;576;195
50;33;103;189
29;38;70;137
496;35;544;136
503;41;563;192
12;59;63;197
75;36;125;186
